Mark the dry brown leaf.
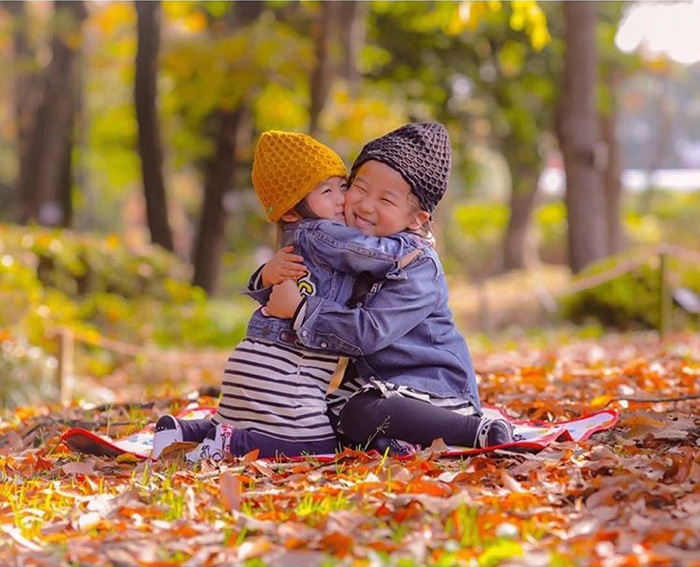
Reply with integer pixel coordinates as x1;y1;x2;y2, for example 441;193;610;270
219;472;241;512
61;461;95;476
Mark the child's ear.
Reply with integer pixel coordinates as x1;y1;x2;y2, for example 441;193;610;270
281;210;301;222
407;210;430;231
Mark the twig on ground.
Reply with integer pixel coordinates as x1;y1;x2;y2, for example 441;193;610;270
604;393;700;407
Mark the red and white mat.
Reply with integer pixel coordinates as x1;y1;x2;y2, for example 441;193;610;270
61;406;619;461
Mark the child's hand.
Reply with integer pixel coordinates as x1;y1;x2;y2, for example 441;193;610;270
266;279;303;319
261;246;307;287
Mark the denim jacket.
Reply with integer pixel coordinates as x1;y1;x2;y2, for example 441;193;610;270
245;219;428;349
293;246;481;410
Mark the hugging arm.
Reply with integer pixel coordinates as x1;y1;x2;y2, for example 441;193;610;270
303;222;426;279
244;246;307;305
292;258;439;356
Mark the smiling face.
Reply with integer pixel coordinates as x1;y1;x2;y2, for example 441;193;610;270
293;176;347;222
305;176;347;221
344;160;430;236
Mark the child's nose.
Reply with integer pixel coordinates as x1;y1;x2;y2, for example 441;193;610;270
357;198;374;213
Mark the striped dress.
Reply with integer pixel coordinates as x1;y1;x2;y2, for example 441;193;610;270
212;338;339;444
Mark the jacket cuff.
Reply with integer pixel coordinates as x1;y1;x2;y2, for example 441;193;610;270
292;297;308;331
248;264;266;291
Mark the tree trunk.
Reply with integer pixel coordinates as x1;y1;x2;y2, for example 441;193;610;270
557;1;607;273
641;77;673;213
309;2;340;137
600;73;624;255
338;1;368;96
190;1;263;294
20;1;86;226
502;164;540;271
7;1;41;223
135;0;174;252
59;128;74;227
191;110;245;294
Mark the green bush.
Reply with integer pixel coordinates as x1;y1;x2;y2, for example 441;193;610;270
0;224;192;300
0;337;57;409
535;202;567;264
0;223;252;404
559;253;700;330
445;202;508;277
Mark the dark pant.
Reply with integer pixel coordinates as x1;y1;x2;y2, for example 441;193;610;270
338;391;482;448
230;431;336;459
179;418;336;458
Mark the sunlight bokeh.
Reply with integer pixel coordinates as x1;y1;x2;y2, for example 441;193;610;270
616;0;700;65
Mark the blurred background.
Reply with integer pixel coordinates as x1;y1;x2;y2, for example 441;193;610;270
2;1;700;406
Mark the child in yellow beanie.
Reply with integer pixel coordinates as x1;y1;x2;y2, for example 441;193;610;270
151;131;427;461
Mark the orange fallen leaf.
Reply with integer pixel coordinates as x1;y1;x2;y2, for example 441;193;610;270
319;531;354;558
219;471;241;511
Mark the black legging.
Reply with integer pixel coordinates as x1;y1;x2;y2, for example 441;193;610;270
338;391;482;448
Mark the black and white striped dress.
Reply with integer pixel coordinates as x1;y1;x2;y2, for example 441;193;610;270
212;338;339;444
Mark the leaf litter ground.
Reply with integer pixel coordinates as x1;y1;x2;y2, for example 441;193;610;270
1;331;699;566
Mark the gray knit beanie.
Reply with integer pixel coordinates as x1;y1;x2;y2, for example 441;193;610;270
351;122;452;213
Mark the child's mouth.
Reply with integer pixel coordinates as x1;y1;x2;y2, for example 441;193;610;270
353;214;374;229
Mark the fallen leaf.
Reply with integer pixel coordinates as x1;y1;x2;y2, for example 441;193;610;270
62;461;95;476
219;472;241;512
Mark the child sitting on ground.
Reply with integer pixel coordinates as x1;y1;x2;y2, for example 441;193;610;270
151;131;427;461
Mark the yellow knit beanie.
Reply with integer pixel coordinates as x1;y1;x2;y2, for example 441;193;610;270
252;131;348;222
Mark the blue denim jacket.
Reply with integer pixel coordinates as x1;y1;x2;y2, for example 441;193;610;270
245;219;427;349
293;246;481;410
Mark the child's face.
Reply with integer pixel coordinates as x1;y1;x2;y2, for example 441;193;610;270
344;160;429;236
305;176;347;222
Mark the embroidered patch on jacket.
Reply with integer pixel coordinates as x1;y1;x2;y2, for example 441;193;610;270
296;273;316;297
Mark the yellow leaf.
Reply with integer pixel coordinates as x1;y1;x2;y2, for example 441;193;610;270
115;452;142;464
590;395;612;409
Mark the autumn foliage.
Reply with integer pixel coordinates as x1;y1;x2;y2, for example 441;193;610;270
2;332;699;566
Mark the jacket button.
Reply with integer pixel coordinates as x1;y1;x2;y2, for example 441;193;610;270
301;330;308;337
321;342;327;348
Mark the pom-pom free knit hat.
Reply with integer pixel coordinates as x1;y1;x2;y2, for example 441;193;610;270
351;122;452;213
252;131;347;222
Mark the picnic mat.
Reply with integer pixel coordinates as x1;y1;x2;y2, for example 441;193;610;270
61;406;619;461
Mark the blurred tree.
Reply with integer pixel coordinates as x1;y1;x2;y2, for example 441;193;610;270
339;1;368;96
469;4;555;271
368;1;552;271
597;1;639;255
17;1;87;227
556;1;607;273
309;1;369;137
135;0;174;252
191;1;264;294
309;2;341;137
161;1;311;294
5;2;40;222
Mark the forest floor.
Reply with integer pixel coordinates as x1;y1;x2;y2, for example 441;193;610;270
1;331;700;566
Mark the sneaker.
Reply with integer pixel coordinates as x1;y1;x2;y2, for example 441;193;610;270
151;415;183;460
185;423;235;464
370;437;418;457
475;418;513;448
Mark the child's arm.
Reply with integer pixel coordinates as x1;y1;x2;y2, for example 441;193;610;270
243;246;307;305
267;256;439;356
302;221;428;279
